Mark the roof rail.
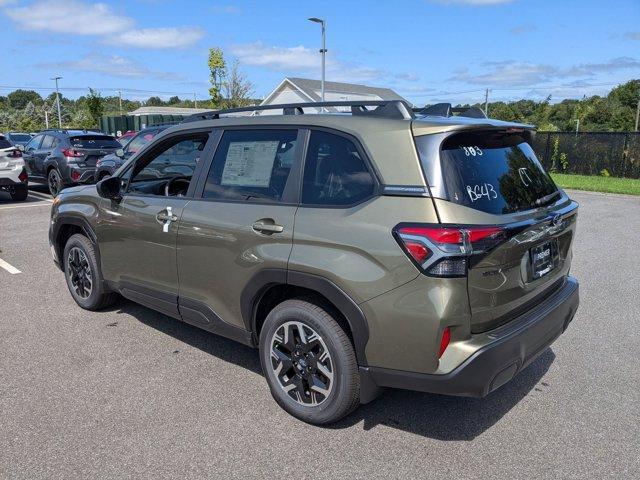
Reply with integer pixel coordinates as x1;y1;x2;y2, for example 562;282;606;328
183;100;415;123
39;128;104;133
414;103;488;119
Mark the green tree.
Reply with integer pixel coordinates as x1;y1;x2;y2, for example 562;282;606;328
7;89;42;109
85;88;104;127
208;47;227;107
146;96;163;106
222;60;255;108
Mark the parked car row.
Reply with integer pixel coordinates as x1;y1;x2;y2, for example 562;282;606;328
0;126;172;198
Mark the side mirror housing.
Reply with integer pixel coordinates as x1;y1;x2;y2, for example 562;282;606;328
97;175;122;201
115;148;125;158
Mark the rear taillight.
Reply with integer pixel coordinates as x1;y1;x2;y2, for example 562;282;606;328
70;170;81;181
9;149;22;158
62;148;84;158
394;224;505;277
18;169;28;182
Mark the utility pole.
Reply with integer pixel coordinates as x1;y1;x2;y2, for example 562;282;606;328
44;106;50;129
193;93;197;108
635;95;640;132
575;118;580;134
484;88;490;116
117;90;123;116
51;76;62;127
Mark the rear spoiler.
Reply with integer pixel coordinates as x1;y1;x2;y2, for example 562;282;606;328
413;103;487;119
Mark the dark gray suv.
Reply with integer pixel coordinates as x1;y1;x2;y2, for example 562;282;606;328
22;129;121;196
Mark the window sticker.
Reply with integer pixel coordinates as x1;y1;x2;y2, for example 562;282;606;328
221;140;279;187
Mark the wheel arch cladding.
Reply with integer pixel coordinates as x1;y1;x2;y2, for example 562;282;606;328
241;269;370;366
53;216;98;269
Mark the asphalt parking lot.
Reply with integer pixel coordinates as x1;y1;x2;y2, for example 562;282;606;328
0;186;638;479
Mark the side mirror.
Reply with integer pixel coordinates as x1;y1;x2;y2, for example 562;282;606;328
115;148;125;158
17;144;25;151
97;175;122;201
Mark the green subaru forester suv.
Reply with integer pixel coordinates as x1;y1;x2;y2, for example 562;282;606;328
49;101;579;424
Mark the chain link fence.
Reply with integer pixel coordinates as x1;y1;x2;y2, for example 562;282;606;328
531;132;640;179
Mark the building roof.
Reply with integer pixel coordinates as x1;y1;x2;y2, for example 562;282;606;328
128;106;212;116
261;77;408;105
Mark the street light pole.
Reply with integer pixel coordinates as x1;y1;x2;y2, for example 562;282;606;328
51;76;62;127
308;17;327;104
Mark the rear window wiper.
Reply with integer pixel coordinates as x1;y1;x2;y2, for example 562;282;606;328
534;190;561;207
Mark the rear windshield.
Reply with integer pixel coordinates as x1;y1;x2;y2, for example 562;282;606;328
10;134;31;142
69;136;120;149
434;131;558;214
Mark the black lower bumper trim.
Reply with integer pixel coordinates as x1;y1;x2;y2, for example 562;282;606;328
363;276;579;398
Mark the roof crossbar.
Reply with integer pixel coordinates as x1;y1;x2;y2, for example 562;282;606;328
183;100;415;123
413;103;488;119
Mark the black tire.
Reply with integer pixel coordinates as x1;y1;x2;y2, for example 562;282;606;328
259;298;360;425
63;234;118;310
48;168;62;197
98;172;111;181
9;184;28;201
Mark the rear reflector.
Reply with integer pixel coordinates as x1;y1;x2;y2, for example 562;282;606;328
71;170;81;181
439;327;451;358
18;170;28;182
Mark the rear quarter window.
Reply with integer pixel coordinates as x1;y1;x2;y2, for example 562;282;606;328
429;131;558;214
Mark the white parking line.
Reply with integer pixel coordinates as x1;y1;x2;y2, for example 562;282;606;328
0;202;51;210
0;258;21;274
28;191;53;202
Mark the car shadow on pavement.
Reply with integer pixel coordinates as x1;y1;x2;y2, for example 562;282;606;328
110;298;555;441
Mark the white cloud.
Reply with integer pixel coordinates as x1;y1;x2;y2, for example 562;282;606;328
510;24;537;34
211;4;242;14
449;57;640;87
1;0;203;49
106;27;206;49
623;31;640;41
38;53;184;80
5;0;134;35
230;43;318;70
229;42;408;84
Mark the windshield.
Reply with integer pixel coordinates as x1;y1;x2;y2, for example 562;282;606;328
69;136;121;149
433;131;558;214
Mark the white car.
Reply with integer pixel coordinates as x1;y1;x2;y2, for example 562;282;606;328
0;135;28;201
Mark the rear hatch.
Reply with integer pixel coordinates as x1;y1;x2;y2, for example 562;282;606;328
67;135;121;167
414;127;578;333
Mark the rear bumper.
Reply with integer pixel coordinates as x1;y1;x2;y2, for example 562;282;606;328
0;167;28;188
363;276;579;398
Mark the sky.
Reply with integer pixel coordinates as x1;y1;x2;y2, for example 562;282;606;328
0;0;639;106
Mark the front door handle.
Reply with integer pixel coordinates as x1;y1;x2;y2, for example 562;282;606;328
252;220;284;234
156;206;178;232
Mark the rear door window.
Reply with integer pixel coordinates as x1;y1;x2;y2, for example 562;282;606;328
40;135;55;149
431;131;558;214
301;130;375;206
69;136;121;149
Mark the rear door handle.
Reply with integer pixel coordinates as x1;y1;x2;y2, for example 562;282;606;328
252;221;284;234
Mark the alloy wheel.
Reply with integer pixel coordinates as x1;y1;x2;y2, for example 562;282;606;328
270;321;334;406
67;247;93;299
48;170;60;196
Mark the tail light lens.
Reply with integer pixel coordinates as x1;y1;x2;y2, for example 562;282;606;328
70;170;81;181
9;149;22;158
18;169;28;182
394;224;506;277
62;148;84;158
